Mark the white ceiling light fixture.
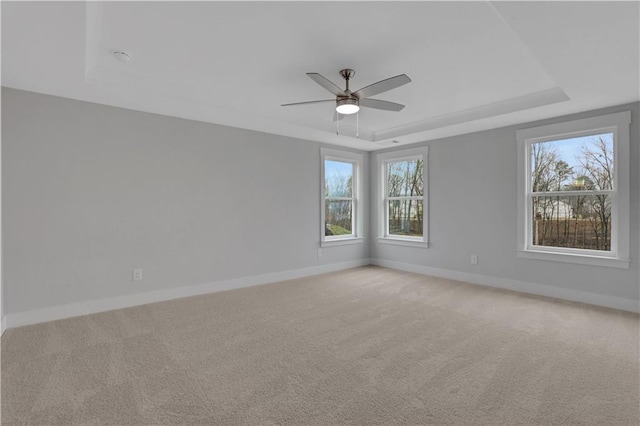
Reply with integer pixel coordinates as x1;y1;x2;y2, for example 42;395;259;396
336;97;359;115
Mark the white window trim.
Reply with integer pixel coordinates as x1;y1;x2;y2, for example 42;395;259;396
376;146;429;248
320;147;364;247
516;111;631;269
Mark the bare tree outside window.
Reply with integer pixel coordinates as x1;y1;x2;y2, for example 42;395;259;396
324;160;354;236
530;133;613;251
386;159;423;236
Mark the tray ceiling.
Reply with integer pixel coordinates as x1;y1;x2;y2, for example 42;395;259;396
2;1;638;151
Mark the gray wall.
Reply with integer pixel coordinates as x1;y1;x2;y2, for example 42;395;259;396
371;103;640;302
3;87;638;317
2;88;369;314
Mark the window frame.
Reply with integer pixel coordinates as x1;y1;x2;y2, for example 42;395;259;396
376;146;429;248
516;111;631;269
320;147;364;247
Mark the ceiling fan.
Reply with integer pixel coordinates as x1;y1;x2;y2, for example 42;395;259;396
281;69;411;119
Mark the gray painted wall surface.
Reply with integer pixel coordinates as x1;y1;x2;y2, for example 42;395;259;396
2;88;638;316
2;88;369;314
371;103;639;301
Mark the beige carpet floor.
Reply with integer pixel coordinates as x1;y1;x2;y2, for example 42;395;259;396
2;266;639;425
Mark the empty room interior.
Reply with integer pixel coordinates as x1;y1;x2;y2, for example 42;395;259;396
1;1;639;425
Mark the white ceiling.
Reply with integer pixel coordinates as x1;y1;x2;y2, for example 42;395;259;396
2;1;638;151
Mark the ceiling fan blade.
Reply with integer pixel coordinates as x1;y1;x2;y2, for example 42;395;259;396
333;111;344;121
353;74;411;99
281;99;335;107
359;98;405;111
307;73;346;96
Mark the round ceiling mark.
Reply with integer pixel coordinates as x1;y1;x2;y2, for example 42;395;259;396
112;50;131;63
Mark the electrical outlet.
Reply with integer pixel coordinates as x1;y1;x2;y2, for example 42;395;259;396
317;248;323;258
132;268;143;281
470;255;478;265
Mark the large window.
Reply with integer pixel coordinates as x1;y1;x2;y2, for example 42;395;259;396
377;146;428;247
321;148;363;246
517;111;630;268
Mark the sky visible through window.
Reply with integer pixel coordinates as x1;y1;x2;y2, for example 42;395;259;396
325;160;352;181
325;160;353;198
537;133;613;172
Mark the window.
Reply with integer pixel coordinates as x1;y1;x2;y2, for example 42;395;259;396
321;148;364;246
377;146;428;247
517;111;630;268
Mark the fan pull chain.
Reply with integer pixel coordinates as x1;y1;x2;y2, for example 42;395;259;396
356;110;359;139
336;113;339;135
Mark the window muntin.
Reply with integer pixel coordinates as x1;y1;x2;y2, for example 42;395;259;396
517;110;630;268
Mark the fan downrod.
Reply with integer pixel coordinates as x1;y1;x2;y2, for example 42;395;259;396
339;69;355;93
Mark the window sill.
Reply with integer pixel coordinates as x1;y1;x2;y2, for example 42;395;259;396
377;237;429;249
517;249;630;269
321;238;364;248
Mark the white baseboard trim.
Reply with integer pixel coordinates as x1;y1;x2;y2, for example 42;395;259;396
5;257;636;329
371;259;640;313
5;259;371;329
